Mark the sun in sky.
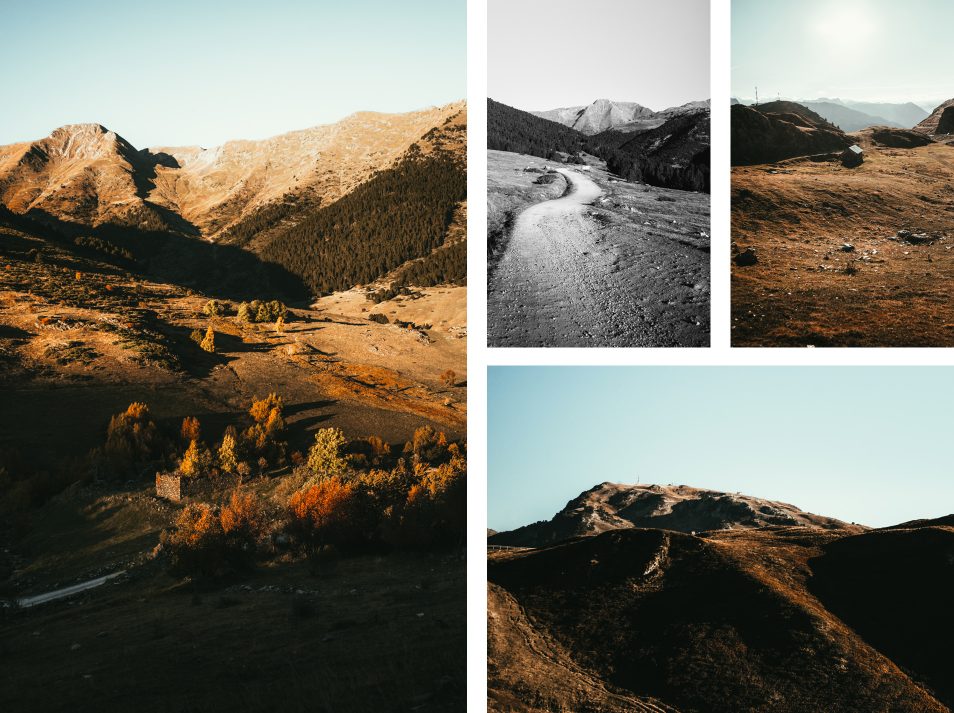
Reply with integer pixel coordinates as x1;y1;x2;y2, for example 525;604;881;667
812;1;879;55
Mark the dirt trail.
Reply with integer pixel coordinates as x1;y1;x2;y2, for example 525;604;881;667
488;167;707;347
488;169;617;346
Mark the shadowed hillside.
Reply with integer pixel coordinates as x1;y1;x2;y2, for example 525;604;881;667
489;518;954;712
731;103;852;166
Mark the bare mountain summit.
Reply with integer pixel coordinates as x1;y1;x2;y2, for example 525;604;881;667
489;482;861;548
530;99;655;134
0;123;181;232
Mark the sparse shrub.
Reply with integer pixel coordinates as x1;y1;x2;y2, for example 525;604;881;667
200;325;215;353
306;428;348;481
203;299;231;317
367;435;391;461
412;425;449;465
237;300;288;324
368;313;389;324
440;369;457;387
190;328;204;346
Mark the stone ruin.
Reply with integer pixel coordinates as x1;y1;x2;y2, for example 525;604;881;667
155;472;183;502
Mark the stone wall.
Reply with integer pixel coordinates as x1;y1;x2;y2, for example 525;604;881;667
156;472;182;502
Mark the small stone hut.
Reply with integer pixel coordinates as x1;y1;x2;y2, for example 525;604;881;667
841;144;863;167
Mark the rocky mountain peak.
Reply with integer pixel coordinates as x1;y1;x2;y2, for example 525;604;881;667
489;481;863;548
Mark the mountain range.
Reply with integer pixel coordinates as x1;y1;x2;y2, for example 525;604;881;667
731;97;929;132
489;98;710;192
530;98;711;135
730;97;954;166
0;103;467;295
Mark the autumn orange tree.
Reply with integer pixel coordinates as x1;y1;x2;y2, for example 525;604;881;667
162;503;226;576
220;488;263;543
163;491;264;576
243;392;286;464
180;416;201;443
287;477;370;551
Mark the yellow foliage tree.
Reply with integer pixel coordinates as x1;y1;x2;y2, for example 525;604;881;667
180;439;213;478
218;431;239;474
200;325;215;353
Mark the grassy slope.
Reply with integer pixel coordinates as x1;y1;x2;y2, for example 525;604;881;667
732;138;954;346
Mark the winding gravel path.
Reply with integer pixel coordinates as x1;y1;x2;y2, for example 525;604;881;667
488;168;623;346
488;166;708;347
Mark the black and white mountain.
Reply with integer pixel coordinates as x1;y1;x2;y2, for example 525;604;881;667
530;98;710;135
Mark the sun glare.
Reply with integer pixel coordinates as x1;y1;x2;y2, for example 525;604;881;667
813;1;878;52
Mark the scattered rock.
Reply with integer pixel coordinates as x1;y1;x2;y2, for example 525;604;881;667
734;248;759;267
840;243;855;252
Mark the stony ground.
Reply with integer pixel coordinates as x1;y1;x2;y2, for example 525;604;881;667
732;137;954;346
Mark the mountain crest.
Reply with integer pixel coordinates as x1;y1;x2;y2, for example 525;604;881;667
489;482;862;548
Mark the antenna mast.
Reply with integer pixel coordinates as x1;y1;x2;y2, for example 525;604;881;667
755;86;759;107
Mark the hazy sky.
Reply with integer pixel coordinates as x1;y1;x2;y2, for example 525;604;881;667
733;0;954;108
489;367;954;531
488;0;709;112
0;0;465;149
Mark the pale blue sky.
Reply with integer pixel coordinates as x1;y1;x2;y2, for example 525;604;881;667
490;0;709;113
0;0;465;149
489;367;954;531
733;0;954;108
